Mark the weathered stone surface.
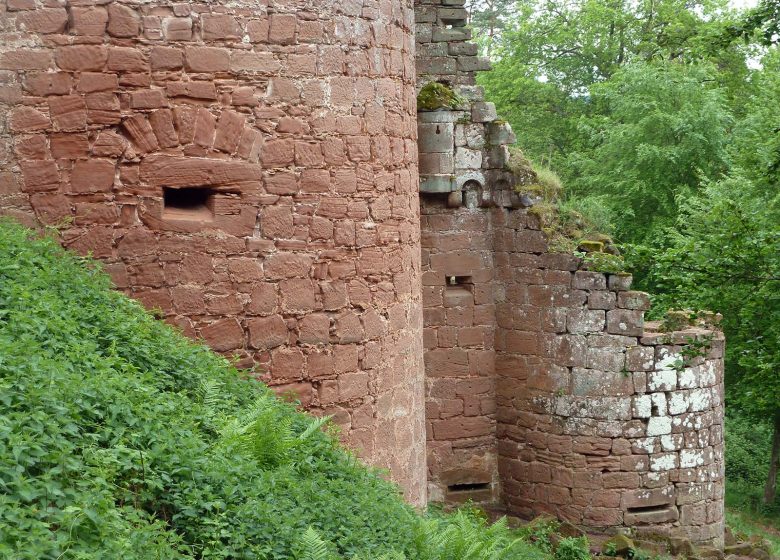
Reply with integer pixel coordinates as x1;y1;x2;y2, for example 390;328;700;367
0;0;726;532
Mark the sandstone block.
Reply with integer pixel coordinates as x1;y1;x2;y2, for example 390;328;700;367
432;416;492;440
618;291;651;310
131;89;167;109
20;161;59;191
607;308;644;336
85;92;121;125
77;72;118;93
122;115;159;153
185;46;229;72
268;13;297;45
107;3;140;37
50;133;89;159
471;102;497;122
231;51;281;73
248;315;288;350
608;273;633;291
71;7;108;36
70;159;115;193
9;107;50;133
18;8;68;33
56;46;108;71
25;72;72;96
567;309;605;334
627;346;655;371
164;17;192;40
151;47;183;70
588;290;616;310
201;14;242;40
148;109;178;148
0;49;53;71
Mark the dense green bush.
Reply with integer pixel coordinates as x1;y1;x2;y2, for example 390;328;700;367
0;220;549;559
724;413;780;516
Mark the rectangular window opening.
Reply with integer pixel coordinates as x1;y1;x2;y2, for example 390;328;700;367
447;482;490;493
163;186;215;222
626;504;673;514
447;275;473;287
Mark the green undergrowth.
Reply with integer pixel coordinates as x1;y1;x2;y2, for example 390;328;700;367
0;218;551;559
726;509;780;557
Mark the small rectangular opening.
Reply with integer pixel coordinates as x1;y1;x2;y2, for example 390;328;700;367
163;187;215;222
447;275;472;287
626;504;673;514
447;482;490;493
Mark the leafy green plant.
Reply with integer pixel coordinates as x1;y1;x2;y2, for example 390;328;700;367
0;220;419;559
516;516;560;553
554;537;590;560
417;82;465;111
578;251;627;274
0;220;558;560
411;509;548;560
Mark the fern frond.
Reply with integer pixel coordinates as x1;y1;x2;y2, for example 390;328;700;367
299;527;331;560
299;414;331;441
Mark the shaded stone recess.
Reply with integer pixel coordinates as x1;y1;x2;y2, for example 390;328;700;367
414;0;725;545
0;0;426;504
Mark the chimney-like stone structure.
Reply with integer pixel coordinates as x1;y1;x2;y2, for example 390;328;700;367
0;0;726;545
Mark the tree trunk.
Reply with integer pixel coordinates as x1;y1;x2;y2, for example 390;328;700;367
763;415;780;505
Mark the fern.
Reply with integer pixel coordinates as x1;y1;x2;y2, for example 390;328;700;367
299;414;331;441
299;527;332;560
216;394;296;468
412;510;528;560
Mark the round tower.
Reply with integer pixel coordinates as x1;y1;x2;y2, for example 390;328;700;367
0;0;426;504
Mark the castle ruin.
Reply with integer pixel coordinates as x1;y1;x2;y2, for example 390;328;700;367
0;0;725;545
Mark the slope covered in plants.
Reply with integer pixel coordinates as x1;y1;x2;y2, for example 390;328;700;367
0;220;546;559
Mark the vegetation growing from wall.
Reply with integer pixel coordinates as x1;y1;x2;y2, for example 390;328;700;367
417;82;464;111
0;219;551;559
473;0;780;517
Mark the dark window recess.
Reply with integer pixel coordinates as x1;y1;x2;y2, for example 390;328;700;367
626;504;673;514
163;187;215;221
447;275;473;287
447;482;490;493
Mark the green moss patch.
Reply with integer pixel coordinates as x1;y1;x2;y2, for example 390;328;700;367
417;81;463;111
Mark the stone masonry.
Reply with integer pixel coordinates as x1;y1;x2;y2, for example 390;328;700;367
0;0;726;545
414;0;725;546
0;0;427;506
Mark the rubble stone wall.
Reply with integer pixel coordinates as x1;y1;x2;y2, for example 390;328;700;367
414;0;725;545
0;0;427;505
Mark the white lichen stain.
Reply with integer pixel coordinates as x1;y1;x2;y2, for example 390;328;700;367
647;416;672;436
688;389;712;412
650;453;677;471
680;449;705;468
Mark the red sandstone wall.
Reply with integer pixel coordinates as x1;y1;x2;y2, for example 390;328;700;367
0;0;426;504
421;197;499;504
414;0;725;544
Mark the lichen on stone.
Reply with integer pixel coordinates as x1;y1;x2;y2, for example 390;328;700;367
417;81;463;111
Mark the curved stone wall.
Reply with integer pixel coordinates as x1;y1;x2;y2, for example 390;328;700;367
0;0;426;504
414;0;725;544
